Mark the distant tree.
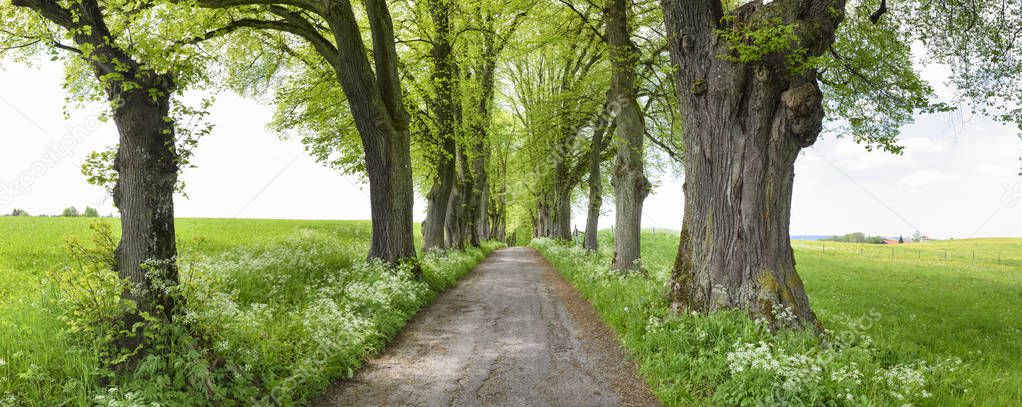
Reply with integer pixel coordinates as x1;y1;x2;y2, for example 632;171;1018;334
61;207;80;217
824;232;887;244
912;230;923;242
10;209;29;217
83;207;100;217
898;235;904;244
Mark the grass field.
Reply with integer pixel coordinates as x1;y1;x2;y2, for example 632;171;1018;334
793;238;1022;405
534;232;1022;406
0;217;497;406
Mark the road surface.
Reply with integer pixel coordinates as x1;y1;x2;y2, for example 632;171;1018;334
315;247;660;407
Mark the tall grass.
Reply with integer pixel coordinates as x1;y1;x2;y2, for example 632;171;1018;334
0;218;500;405
532;235;977;406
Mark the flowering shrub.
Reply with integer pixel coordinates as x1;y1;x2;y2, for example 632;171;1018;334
531;238;969;406
4;225;500;406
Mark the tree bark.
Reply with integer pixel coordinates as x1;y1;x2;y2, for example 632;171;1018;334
422;0;458;252
111;81;180;322
11;0;187;360
662;0;845;329
552;181;573;241
445;145;469;250
472;146;489;243
584;124;606;251
422;143;455;251
319;0;417;264
607;0;650;271
195;0;417;266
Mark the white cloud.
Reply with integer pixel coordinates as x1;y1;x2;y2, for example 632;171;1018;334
898;170;960;188
900;137;947;153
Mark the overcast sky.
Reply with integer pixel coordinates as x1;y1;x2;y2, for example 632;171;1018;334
2;59;1020;239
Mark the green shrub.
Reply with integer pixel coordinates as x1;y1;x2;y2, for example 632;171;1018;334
3;224;502;406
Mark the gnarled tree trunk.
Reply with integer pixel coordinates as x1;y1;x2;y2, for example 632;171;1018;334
662;0;845;329
607;0;650;271
111;79;179;323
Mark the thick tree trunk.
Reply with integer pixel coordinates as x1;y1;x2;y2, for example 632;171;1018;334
422;0;458;252
366;0;417;265
584;125;605;251
552;182;572;241
111;78;179;338
607;0;650;271
535;199;551;238
662;0;844;329
422;143;455;251
316;0;417;265
444;183;463;250
363;134;417;264
445;146;469;250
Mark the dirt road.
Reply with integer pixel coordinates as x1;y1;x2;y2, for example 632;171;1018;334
315;247;660;407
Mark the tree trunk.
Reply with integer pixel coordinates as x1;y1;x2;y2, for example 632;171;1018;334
444;183;464;250
472;149;489;243
607;0;650;271
535;199;550;238
552;181;572;241
584;124;606;251
110;77;180;355
662;0;845;329
422;0;458;252
317;0;417;265
363;133;417;264
422;142;455;251
445;146;469;250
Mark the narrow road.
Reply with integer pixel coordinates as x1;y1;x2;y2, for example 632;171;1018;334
315;247;660;407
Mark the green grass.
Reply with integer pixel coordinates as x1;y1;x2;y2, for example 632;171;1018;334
0;217;498;406
793;239;1022;406
533;232;1021;406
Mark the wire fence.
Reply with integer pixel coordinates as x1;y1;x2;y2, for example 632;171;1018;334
790;240;1022;267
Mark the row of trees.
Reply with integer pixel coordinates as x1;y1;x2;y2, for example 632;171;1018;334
61;206;101;217
3;0;1021;363
5;207;100;217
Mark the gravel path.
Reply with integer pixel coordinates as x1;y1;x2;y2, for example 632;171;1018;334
314;247;661;407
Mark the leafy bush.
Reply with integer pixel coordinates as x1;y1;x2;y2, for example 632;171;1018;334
530;238;968;406
3;225;501;406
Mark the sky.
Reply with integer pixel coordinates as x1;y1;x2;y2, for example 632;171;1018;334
2;59;1021;239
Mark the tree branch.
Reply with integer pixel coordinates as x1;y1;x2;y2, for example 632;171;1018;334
869;0;888;24
10;0;75;29
194;0;320;14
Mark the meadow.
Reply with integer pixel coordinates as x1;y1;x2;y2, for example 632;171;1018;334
0;217;500;406
533;233;1022;406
